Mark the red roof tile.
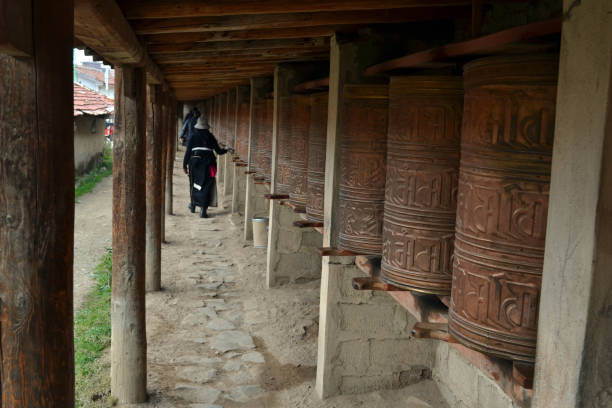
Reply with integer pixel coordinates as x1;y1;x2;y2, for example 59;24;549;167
74;83;114;117
76;65;115;87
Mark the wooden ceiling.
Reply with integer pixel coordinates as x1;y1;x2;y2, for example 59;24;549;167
76;0;494;101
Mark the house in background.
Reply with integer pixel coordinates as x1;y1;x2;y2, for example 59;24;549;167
75;61;115;99
74;83;114;175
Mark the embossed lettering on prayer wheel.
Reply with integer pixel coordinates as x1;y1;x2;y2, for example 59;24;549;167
381;76;463;295
448;55;558;363
276;96;293;194
306;92;328;222
338;85;388;255
288;95;311;208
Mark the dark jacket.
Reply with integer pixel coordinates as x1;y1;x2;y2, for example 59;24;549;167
183;128;227;170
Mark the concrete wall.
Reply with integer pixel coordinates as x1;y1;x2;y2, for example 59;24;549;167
74;114;107;175
317;258;437;397
266;202;321;286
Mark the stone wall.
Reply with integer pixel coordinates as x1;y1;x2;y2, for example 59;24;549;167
74;114;107;175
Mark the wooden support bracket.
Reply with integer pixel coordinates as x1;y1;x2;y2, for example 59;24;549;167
352;276;404;291
293;220;324;228
512;362;534;389
412;322;458;344
264;194;290;200
245;170;257;174
236;162;248;167
318;247;358;257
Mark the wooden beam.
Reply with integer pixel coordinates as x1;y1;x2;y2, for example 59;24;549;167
365;17;562;75
157;54;329;67
121;0;483;18
130;7;468;34
111;65;148;403
75;0;144;64
0;0;32;56
149;38;329;54
74;0;167;85
153;47;330;64
143;26;337;46
0;0;74;404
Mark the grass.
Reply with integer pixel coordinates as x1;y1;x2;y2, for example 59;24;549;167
74;248;115;408
75;143;113;199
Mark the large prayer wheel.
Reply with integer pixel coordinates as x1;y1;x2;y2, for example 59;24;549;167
448;55;558;363
338;84;388;254
306;92;328;222
381;76;463;295
250;99;263;174
226;89;236;149
276;96;293;194
236;91;250;161
263;98;273;182
288;94;311;208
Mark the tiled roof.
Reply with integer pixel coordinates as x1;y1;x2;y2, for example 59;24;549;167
74;83;114;117
76;65;115;87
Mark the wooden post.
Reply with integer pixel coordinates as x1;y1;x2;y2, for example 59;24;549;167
111;65;148;404
160;91;168;243
166;97;176;216
145;85;163;292
0;0;74;405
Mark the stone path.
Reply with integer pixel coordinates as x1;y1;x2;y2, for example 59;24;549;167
127;151;449;407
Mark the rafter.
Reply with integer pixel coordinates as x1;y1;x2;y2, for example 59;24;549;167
130;7;467;35
148;38;329;55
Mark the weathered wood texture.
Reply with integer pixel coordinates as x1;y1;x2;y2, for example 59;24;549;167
130;7;467;34
111;65;148;403
146;85;163;292
0;0;75;405
120;0;480;18
0;0;32;56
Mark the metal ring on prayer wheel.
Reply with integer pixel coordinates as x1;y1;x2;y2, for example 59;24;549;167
381;76;463;295
448;54;559;363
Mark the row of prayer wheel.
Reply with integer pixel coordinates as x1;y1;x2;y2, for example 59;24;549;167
332;54;557;364
207;54;557;364
250;97;274;182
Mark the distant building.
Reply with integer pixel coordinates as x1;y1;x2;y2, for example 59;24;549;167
75;61;115;99
73;83;114;175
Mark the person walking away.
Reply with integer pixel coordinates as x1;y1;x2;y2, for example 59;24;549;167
183;116;231;218
179;107;200;146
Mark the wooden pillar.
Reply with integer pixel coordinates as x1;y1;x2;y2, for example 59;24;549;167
316;34;402;399
533;1;612;406
160;91;168;243
166;98;176;216
0;0;74;405
145;85;163;292
111;65;147;404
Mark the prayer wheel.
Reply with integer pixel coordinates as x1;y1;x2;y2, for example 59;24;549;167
276;95;293;194
306;92;328;222
250;99;263;174
381;76;463;295
448;55;558;363
338;84;388;255
226;89;236;149
263;98;273;182
236;94;250;161
288;94;311;208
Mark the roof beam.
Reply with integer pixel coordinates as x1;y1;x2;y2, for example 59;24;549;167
74;0;166;85
130;7;467;35
155;51;329;66
153;47;329;63
149;38;329;55
143;26;337;47
120;0;477;19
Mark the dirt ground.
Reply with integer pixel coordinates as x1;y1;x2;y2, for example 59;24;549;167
75;150;449;407
74;175;113;312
